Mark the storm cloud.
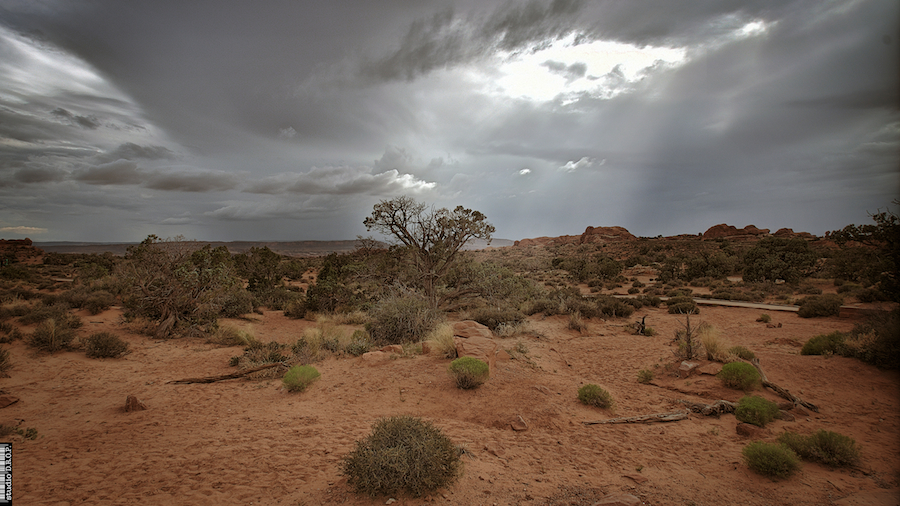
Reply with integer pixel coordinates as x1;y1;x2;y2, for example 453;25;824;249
0;0;896;242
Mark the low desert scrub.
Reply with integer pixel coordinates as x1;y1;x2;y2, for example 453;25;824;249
208;325;257;347
637;369;653;384
757;313;772;323
282;365;320;392
0;322;22;344
673;315;703;361
642;326;656;336
718;362;761;391
577;384;615;411
344;330;371;357
742;442;800;479
468;306;525;331
0;347;11;375
734;395;780;427
839;308;899;369
0;424;38;441
366;293;442;345
84;332;130;359
666;296;699;315
424;323;457;359
448;356;489;389
341;415;462;497
317;310;369;326
797;294;843;318
699;324;730;362
567;312;587;333
728;345;756;361
28;318;77;353
777;430;860;467
122;315;158;337
801;331;845;356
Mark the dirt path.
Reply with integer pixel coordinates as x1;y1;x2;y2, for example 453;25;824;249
2;306;898;505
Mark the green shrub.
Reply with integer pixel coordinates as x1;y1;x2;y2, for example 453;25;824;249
595;295;635;318
777;430;860;467
637;369;653;384
577;384;615;410
666;296;699;315
448;356;489;389
728;346;756;360
344;330;371;357
341;415;462;497
801;331;845;356
735;395;780;427
84;332;130;358
366;294;442;345
282;365;320;392
797;294;843;318
742;442;800;479
718;362;761;391
643;327;656;336
757;313;771;323
468;306;525;331
839;308;900;369
28;318;77;353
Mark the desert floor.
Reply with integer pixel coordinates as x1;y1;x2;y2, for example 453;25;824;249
3;304;899;506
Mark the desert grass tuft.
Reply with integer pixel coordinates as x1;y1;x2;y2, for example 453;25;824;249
424;323;457;359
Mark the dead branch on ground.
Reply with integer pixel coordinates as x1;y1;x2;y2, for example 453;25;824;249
751;358;819;412
168;363;286;384
583;410;689;425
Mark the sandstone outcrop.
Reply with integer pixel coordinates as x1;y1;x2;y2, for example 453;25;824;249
702;224;770;240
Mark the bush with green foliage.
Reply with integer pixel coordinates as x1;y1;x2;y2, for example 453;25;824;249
718;362;761;391
742;442;800;479
637;369;653;384
577;384;615;410
757;313;771;323
800;331;845;356
448;356;489;389
84;332;130;358
777;430;860;467
341;415;462;497
344;330;371;357
734;395;780;427
666;296;699;315
468;306;525;331
28;318;77;353
839;308;900;369
282;365;320;392
366;293;442;345
728;346;756;361
797;294;843;318
742;237;817;284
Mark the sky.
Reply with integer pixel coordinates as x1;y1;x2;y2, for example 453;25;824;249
0;0;897;243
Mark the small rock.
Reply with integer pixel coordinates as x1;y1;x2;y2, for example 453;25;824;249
380;345;403;354
0;395;20;409
793;407;809;416
622;474;648;484
593;493;641;506
777;410;796;422
452;320;493;339
385;499;396;505
361;351;389;362
510;415;528;432
697;362;722;376
124;395;147;412
678;361;699;378
735;423;767;438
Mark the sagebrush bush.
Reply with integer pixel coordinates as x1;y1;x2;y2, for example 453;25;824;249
718;362;761;391
797;294;842;318
735;395;780;427
637;369;653;384
839;308;900;369
728;346;756;361
757;313;771;323
448;356;489;389
366;294;442;345
28;318;76;353
801;331;845;356
777;430;860;467
666;296;699;315
84;332;130;359
468;306;525;331
344;330;371;357
282;365;320;392
341;415;462;497
742;442;800;479
577;384;615;410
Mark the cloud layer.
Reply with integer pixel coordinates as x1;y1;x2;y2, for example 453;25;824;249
0;0;896;241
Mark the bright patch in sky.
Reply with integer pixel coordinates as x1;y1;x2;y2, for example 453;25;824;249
492;35;687;102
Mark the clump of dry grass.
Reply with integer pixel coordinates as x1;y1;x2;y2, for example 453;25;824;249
208;325;257;347
316;310;369;326
424;323;457;359
567;312;587;333
699;323;735;362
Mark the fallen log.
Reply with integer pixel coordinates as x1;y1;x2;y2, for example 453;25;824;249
168;363;285;384
751;358;819;413
676;399;737;416
583;410;689;425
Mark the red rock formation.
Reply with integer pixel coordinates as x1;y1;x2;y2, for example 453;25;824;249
702;224;770;240
579;226;636;244
0;238;43;263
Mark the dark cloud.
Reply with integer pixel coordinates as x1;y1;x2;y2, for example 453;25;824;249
13;166;66;183
51;107;100;129
101;142;176;162
73;160;143;185
144;171;239;192
245;165;435;196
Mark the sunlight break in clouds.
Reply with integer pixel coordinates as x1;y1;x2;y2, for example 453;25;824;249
491;34;687;102
0;226;47;235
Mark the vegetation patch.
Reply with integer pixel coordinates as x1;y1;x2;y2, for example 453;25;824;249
728;345;756;361
801;331;845;356
366;293;442;345
448;356;489;389
718;362;761;391
637;369;653;384
734;395;780;427
28;318;77;353
742;442;800;479
341;415;462;497
777;430;860;467
84;332;130;359
797;294;843;318
577;384;615;411
282;365;320;392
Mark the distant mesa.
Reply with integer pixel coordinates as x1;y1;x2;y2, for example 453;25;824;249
514;226;636;247
702;224;815;241
0;238;43;263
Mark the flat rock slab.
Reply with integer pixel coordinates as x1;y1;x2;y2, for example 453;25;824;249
0;395;19;409
452;320;493;339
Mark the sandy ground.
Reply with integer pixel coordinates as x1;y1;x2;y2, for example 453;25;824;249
3;305;899;506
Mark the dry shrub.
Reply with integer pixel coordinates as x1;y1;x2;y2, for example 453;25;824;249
468;306;525;331
699;324;730;362
567;312;587;333
208;325;257;347
341;415;462;497
84;332;130;358
366;294;442;345
424;323;457;359
728;345;756;360
777;430;860;467
28;318;76;353
742;442;800;479
123;316;158;337
317;310;369;326
0;347;11;375
577;384;615;411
